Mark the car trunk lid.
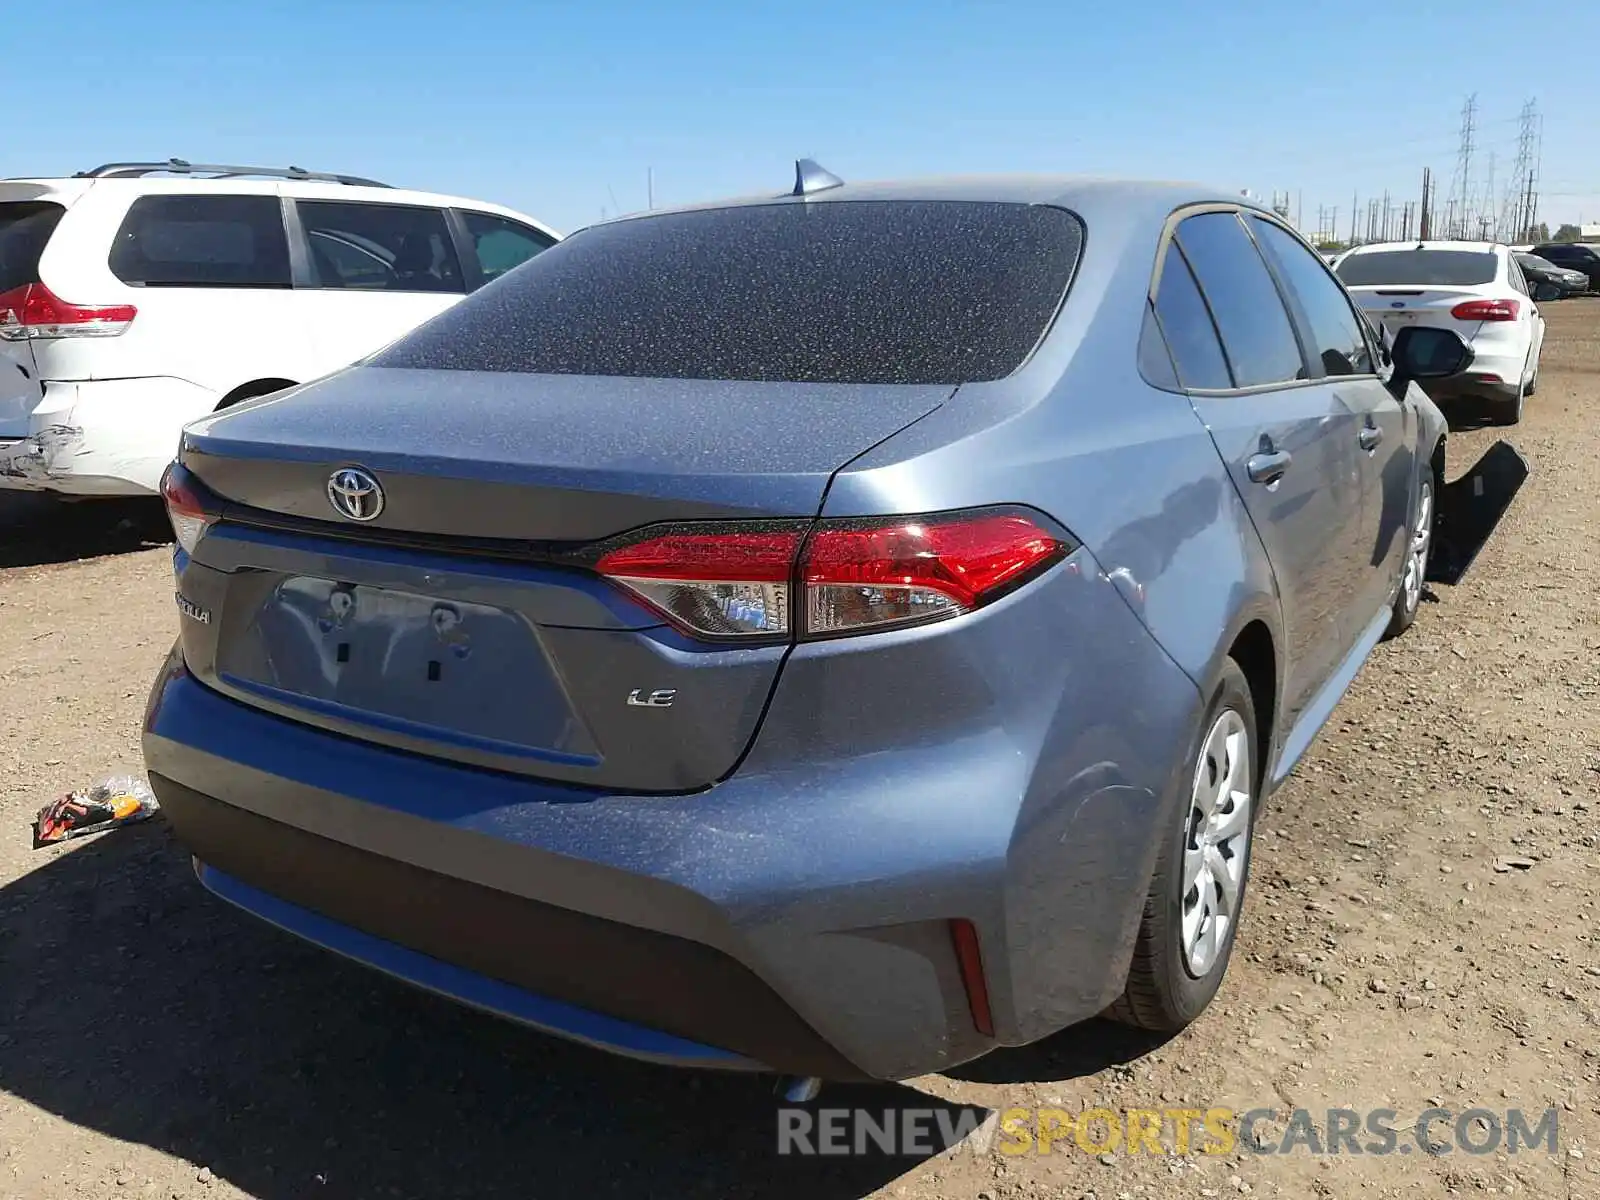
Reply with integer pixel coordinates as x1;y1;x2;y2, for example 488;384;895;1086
175;366;949;791
1344;285;1491;343
181;366;949;537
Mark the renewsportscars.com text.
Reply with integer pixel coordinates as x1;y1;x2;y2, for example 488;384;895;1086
777;1106;1560;1158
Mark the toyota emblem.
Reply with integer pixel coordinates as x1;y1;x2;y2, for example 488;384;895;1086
326;466;385;522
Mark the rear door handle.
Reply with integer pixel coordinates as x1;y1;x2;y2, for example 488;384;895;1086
1246;450;1292;484
1358;425;1383;451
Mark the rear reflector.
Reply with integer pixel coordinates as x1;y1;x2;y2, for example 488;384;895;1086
0;282;136;340
595;509;1069;642
160;463;217;554
1449;298;1519;322
949;918;995;1037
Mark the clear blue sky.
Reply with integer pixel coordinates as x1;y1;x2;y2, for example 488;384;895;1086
13;0;1600;238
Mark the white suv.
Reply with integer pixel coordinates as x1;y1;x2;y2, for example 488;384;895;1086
0;160;559;496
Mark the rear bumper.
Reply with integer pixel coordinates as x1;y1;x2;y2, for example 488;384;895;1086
143;550;1204;1081
0;377;217;495
169;782;819;1075
1421;358;1525;405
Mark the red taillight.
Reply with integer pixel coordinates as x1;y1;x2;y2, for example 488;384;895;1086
160;463;215;554
1450;297;1519;322
949;918;995;1037
803;513;1065;636
594;510;1068;641
0;282;136;341
595;528;805;638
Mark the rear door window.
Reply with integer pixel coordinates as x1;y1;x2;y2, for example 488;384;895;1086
459;211;555;286
1334;250;1497;287
1148;244;1232;390
298;202;465;294
0;202;66;293
1248;217;1374;377
374;200;1084;384
110;195;291;288
1174;211;1306;388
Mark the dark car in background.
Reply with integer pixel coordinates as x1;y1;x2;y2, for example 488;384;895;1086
1516;252;1589;299
1529;242;1600;292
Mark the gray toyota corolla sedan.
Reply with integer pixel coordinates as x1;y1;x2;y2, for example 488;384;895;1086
143;167;1456;1085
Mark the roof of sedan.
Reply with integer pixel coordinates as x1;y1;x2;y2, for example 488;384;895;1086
603;174;1268;224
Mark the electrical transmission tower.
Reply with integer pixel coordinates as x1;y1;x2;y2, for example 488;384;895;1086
1500;99;1539;242
1448;93;1477;239
1483;151;1496;240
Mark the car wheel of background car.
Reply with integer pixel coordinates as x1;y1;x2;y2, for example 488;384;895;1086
1110;659;1259;1033
1384;471;1433;640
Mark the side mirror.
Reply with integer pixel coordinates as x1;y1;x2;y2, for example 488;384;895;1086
1390;325;1474;384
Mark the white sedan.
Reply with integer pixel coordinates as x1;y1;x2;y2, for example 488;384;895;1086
1333;240;1544;425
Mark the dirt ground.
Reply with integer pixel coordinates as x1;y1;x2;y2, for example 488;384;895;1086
2;301;1598;1200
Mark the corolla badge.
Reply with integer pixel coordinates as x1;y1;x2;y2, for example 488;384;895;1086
174;592;211;624
326;466;385;522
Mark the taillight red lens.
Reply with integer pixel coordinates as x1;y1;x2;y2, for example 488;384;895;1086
802;513;1065;635
1450;298;1519;322
595;528;805;638
0;282;136;341
160;464;215;554
594;510;1068;641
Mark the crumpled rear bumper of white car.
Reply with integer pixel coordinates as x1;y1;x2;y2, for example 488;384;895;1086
0;377;215;496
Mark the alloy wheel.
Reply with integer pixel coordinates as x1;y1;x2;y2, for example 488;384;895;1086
1180;709;1252;977
1402;477;1433;615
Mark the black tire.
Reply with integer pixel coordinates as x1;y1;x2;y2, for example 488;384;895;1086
1383;469;1434;640
1109;660;1260;1032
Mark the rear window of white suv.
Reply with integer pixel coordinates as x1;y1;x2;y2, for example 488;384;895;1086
1335;250;1497;287
0;201;66;292
109;194;292;288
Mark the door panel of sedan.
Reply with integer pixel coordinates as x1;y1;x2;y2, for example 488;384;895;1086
1246;216;1414;630
1152;210;1368;727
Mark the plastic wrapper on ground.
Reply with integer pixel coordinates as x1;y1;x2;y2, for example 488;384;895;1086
32;776;160;847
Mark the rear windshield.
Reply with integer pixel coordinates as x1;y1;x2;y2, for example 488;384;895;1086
374;200;1084;384
1335;250;1497;287
0;201;66;293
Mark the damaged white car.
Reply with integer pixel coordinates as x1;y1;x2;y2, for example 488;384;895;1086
1;161;557;496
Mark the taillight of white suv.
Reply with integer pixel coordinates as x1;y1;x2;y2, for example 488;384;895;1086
0;282;135;340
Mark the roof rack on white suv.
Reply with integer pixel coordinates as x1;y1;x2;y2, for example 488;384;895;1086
72;158;390;188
